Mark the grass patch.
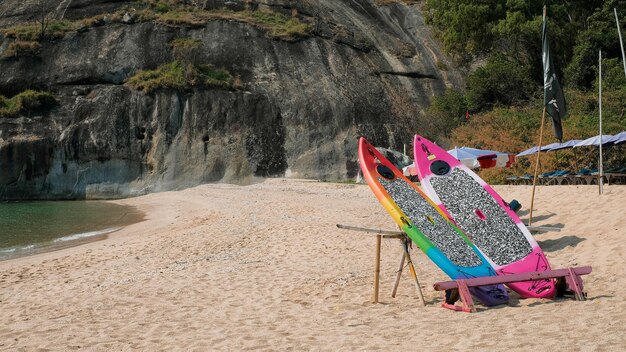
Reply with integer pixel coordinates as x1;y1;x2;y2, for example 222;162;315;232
3;40;41;57
204;10;311;40
1;4;310;43
1;23;41;41
246;10;311;39
171;37;202;52
126;60;233;93
0;90;57;118
1;20;75;41
139;1;311;40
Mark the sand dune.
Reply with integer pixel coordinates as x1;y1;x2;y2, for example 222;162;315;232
0;179;624;351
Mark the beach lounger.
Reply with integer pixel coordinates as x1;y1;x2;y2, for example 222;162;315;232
518;174;533;185
605;166;626;185
506;176;519;185
551;170;574;185
575;169;596;185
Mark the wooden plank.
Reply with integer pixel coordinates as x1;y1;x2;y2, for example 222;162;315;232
457;280;476;313
391;254;405;298
433;266;592;291
567;268;585;301
527;226;562;233
401;239;426;306
336;224;404;236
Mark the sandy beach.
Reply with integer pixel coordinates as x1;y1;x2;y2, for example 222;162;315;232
1;179;624;351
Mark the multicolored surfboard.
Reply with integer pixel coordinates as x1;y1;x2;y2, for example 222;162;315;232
358;137;508;306
412;134;555;298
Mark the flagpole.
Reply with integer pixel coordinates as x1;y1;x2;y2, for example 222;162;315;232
529;5;549;227
528;108;546;226
599;51;604;195
615;8;626;77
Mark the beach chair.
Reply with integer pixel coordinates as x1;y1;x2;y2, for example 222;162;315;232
506;176;519;185
605;166;626;185
539;171;557;185
575;169;595;185
552;170;573;185
518;174;533;185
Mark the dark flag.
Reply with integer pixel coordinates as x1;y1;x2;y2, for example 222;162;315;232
542;10;567;140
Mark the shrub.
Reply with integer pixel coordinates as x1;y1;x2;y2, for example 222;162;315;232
3;40;41;57
131;3;311;40
247;10;311;38
46;20;75;38
201;10;311;40
127;61;233;93
0;90;57;118
80;15;107;28
15;90;57;113
1;24;41;41
127;61;186;93
154;1;172;14
0;20;74;41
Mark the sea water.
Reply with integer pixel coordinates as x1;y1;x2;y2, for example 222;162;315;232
0;201;144;260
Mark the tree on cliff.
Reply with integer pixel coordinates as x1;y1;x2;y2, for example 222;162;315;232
35;0;55;40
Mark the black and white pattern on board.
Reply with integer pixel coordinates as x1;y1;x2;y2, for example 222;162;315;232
430;168;533;266
378;178;482;267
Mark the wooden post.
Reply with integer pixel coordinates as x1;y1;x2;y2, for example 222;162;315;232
391;253;405;298
529;107;547;226
599;50;604;195
335;225;426;305
402;238;426;306
372;234;382;303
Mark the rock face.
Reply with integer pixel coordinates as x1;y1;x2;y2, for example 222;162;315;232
0;0;462;199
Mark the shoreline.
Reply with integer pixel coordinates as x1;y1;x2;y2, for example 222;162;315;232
1;179;624;350
0;201;146;262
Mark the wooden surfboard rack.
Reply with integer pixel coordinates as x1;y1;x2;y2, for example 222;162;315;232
336;224;590;312
336;224;426;306
433;266;592;313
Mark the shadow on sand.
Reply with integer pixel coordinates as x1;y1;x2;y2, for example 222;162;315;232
519;213;557;223
537;235;585;252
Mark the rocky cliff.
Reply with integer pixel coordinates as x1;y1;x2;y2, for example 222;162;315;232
0;0;461;199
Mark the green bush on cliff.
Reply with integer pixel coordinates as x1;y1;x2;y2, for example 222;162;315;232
0;90;57;118
245;11;311;39
1;20;75;41
138;0;311;40
127;61;233;93
3;40;41;57
154;9;311;39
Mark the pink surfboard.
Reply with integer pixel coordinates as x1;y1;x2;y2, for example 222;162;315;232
413;134;555;298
